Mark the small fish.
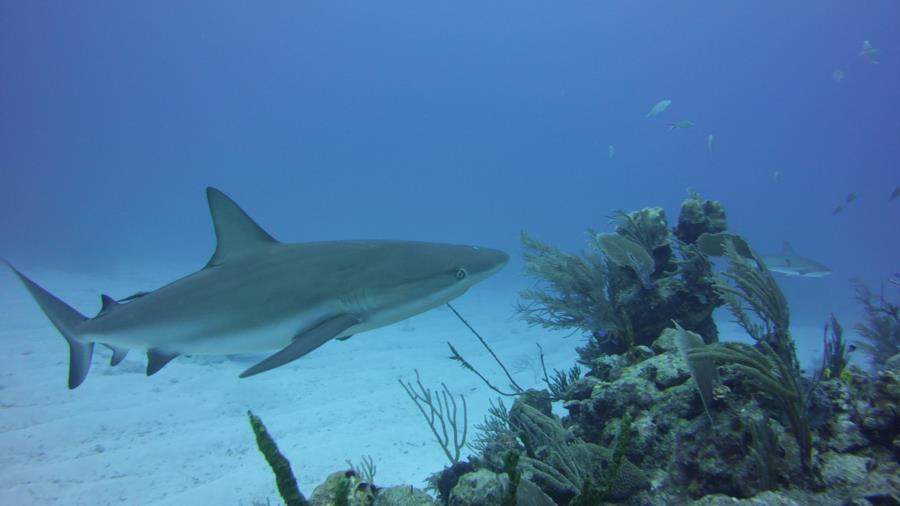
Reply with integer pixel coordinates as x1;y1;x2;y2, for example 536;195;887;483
832;69;845;82
773;170;780;181
667;119;694;130
645;99;672;118
707;134;715;153
846;192;857;203
890;187;900;201
859;40;880;64
608;144;615;159
833;204;844;215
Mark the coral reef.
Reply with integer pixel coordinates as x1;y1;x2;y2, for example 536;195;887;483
445;197;897;504
248;195;899;506
519;194;725;359
853;281;900;370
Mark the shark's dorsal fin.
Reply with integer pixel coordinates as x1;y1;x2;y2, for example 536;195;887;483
205;187;278;267
782;241;795;257
98;294;119;315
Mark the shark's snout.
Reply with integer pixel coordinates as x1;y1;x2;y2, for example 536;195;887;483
470;246;509;279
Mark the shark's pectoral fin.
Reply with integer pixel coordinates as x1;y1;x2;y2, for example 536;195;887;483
239;313;363;378
104;344;129;366
147;349;179;376
335;335;354;341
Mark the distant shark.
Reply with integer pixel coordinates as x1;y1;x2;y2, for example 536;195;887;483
762;242;832;278
10;188;509;389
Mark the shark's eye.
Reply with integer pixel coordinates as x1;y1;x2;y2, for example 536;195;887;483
455;268;468;280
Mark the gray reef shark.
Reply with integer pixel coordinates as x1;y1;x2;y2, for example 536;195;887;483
762;242;832;278
10;188;509;389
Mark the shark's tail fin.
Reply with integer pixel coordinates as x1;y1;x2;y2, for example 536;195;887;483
9;266;93;389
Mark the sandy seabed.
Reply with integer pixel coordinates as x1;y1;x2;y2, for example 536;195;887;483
0;264;827;505
0;264;581;505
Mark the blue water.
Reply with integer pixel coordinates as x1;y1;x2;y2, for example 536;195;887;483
3;2;898;333
0;2;898;502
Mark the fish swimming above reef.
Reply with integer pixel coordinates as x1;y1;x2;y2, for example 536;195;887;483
667;119;694;130
608;144;615;159
762;242;832;278
859;40;880;64
645;99;672;118
707;134;715;153
595;233;655;290
9;187;509;389
832;69;845;82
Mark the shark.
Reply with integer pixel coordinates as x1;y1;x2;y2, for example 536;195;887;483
762;242;832;278
10;187;509;389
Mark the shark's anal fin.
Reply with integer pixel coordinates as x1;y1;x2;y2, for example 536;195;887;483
239;313;363;378
147;349;179;376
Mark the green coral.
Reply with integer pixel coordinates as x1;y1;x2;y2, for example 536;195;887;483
819;314;850;380
610;207;672;254
714;238;796;372
594;232;656;289
517;230;626;338
599;411;635;500
853;280;900;370
248;410;309;506
685;341;813;473
748;415;780;490
501;451;520;506
675;193;727;244
502;398;647;503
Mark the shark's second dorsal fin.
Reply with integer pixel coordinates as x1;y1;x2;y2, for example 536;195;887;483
205;187;278;267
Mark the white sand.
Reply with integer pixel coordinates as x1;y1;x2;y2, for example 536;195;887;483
0;265;578;505
0;265;828;505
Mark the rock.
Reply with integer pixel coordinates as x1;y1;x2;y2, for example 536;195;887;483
519;389;552;417
675;195;727;244
821;452;872;490
652;328;679;354
589;354;627;382
885;353;900;373
310;470;375;506
627;345;656;364
448;469;555;506
689;491;803;505
637;352;691;390
448;469;505;506
854;369;900;452
373;486;435;506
